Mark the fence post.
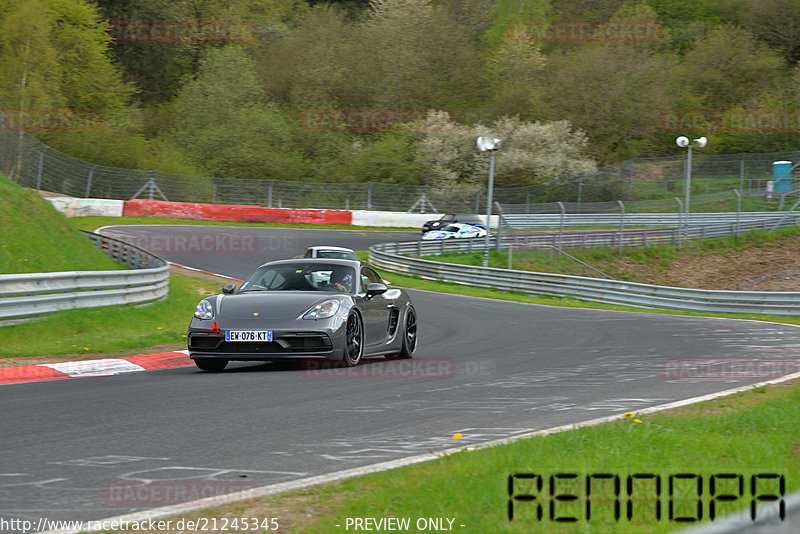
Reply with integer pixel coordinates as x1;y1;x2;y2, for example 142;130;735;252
85;164;96;198
212;177;217;204
739;153;745;192
36;147;47;191
617;200;625;256
733;189;741;240
268;179;275;208
474;188;482;214
557;201;565;250
674;197;683;248
627;158;635;199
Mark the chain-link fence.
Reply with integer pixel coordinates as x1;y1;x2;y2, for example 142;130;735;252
1;111;796;213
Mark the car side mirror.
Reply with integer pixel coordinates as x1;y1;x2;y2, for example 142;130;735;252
366;282;388;299
222;283;237;294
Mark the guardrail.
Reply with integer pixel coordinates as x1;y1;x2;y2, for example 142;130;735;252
0;232;169;320
369;223;800;315
501;211;800;229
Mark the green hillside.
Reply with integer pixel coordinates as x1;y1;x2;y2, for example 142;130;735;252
0;173;123;274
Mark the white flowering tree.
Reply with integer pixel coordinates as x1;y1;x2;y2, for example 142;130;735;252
417;115;597;190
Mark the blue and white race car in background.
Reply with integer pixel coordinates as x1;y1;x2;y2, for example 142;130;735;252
421;223;487;240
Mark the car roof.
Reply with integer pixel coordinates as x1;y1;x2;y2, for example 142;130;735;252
257;257;364;269
305;245;355;252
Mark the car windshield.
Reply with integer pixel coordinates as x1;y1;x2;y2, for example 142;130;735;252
441;225;461;232
314;250;358;260
441;214;455;221
239;263;356;293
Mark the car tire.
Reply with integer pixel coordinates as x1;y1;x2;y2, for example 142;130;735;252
396;306;418;358
194;358;228;372
342;312;363;367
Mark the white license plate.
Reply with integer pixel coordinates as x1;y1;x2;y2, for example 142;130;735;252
225;330;273;342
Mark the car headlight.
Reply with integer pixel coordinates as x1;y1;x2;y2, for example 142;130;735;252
303;299;340;320
194;300;214;320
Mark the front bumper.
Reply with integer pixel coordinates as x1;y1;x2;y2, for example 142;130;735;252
188;329;338;360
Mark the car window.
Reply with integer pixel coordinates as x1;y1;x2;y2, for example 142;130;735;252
303;250;314;257
239;263;356;292
441;225;460;232
315;251;358;260
359;266;383;292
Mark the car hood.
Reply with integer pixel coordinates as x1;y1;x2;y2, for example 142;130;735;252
422;231;449;240
218;291;346;319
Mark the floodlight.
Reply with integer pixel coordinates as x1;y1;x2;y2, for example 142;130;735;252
477;135;501;152
676;136;689;148
694;137;707;148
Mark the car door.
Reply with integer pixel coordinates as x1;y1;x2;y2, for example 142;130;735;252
359;266;394;350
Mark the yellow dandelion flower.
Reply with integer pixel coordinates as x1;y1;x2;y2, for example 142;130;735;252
633;419;642;424
623;412;634;418
453;433;463;440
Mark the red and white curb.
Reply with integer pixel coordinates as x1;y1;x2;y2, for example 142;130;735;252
0;350;192;385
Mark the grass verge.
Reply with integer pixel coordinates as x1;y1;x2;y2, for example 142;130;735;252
106;379;800;534
0;174;123;273
0;271;220;359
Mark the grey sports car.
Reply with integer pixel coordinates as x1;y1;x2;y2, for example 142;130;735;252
187;258;418;371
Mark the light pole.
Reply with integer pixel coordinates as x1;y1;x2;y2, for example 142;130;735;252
477;135;501;267
676;135;707;243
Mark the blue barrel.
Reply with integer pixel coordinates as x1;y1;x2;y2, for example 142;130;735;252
773;160;792;193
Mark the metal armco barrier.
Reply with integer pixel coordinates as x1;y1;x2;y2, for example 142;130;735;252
501;211;800;228
369;221;800;315
0;232;169;320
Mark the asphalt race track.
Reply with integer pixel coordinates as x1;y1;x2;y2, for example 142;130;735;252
2;225;799;529
96;225;422;280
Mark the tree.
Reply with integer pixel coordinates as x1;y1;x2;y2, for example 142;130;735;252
171;46;309;180
416;115;596;190
0;0;63;113
537;44;677;162
679;25;786;109
722;0;800;64
94;0;308;104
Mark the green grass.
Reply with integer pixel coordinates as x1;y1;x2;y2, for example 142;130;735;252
0;174;123;273
112;380;800;533
67;215;419;233
0;273;220;358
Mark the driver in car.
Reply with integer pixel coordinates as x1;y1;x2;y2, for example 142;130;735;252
328;268;354;293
